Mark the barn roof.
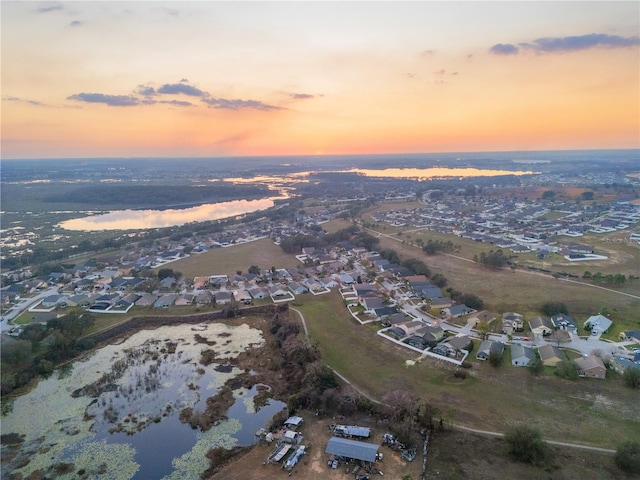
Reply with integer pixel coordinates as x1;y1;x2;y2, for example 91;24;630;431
325;437;379;462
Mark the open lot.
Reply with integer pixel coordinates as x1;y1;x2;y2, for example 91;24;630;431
165;237;302;279
210;413;631;480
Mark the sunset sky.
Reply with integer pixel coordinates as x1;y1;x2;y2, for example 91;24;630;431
2;1;639;159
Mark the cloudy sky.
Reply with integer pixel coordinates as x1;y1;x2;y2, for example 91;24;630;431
2;1;639;159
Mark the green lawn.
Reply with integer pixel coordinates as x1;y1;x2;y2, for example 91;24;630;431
296;292;640;448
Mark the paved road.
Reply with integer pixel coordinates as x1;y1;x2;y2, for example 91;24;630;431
365;226;640;301
288;307;619;454
0;286;60;332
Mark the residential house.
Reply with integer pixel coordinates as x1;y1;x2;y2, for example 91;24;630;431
383;312;414;327
373;306;398;319
41;295;65;308
154;294;177;309
269;285;289;298
196;290;214;305
430;297;453;308
320;278;338;289
288;282;309;295
214;291;233;304
529;316;554;336
420;286;444;300
538;345;567;366
336;273;356;285
441;304;476;319
584;314;612;335
361;296;385;312
476;340;505;361
574;355;606;379
551;313;578;335
619;331;640;344
470;310;497;326
159;276;176;290
136;293;158;307
418;325;445;347
233;289;253;304
193;276;209;289
399;320;426;336
386;327;407;340
405;335;429;349
432;335;471;358
610;356;640;375
175;294;194;306
510;344;536;367
248;287;267;300
502;312;524;335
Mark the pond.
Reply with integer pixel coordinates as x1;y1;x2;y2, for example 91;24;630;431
1;322;286;480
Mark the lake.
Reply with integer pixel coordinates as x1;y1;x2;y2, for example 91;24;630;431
57;166;534;231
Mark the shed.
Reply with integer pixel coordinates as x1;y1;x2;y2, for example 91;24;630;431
325;437;379;462
284;415;304;428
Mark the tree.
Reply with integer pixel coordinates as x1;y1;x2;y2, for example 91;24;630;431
623;367;640;389
248;265;260;275
476;321;491;340
581;191;595;201
158;268;181;281
430;273;448;288
0;339;32;365
615;441;640;474
541;301;568;317
528;358;543;376
488;350;503;367
460;293;484;310
504;425;552;466
542;190;555;200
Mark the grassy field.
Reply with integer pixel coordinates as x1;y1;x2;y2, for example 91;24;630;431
296;292;640;449
163;238;302;279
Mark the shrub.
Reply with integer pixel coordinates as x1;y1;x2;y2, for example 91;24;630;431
504;425;552;466
554;360;578;380
623;367;640;389
615;441;640;474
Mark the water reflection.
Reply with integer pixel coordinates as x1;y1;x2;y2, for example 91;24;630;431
342;167;535;179
59;198;279;231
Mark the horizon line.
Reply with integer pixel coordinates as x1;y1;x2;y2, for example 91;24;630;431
3;147;639;162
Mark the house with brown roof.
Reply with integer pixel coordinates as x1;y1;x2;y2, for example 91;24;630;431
470;310;496;326
574;355;606;379
538;344;566;366
529;316;554;336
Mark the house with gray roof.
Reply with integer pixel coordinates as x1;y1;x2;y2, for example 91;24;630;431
433;335;471;358
584;314;612;335
154;294;177;309
441;304;476;319
610;356;640;375
135;293;158;306
551;313;578;335
476;340;505;361
502;312;524;335
511;344;536;367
